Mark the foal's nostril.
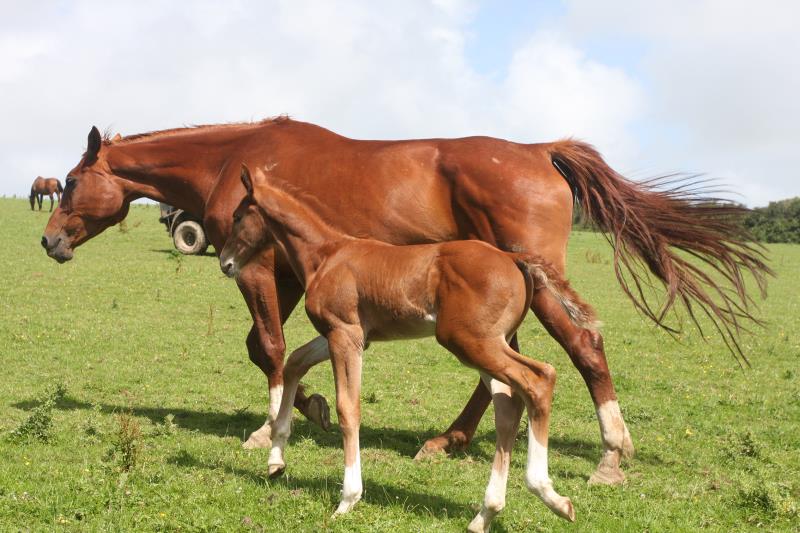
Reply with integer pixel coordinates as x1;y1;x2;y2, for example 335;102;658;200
41;236;48;249
221;261;232;275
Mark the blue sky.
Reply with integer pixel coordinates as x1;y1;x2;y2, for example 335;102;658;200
1;0;798;206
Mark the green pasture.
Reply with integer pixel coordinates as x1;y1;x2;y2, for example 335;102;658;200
0;198;797;531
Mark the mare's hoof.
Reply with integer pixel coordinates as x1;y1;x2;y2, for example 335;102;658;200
622;429;635;459
242;427;272;450
268;463;285;478
306;394;331;431
413;440;447;461
588;464;626;486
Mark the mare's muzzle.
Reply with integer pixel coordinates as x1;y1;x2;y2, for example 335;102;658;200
41;232;74;263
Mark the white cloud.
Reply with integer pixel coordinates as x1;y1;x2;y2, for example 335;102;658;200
6;0;792;208
563;0;800;205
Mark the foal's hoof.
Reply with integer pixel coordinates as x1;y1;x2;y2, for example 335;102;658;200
268;463;286;478
554;497;576;522
306;394;331;431
588;464;626;486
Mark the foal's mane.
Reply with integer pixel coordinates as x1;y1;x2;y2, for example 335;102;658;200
103;115;292;145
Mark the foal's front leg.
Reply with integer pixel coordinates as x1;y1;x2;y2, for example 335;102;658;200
328;328;365;516
268;336;331;477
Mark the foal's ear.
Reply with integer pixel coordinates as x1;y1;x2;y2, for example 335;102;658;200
111;133;122;142
86;126;102;162
240;164;254;197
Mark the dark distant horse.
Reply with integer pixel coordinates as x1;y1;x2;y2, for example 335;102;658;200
42;119;770;485
30;177;63;212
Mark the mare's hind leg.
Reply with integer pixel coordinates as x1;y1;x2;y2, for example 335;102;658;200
468;375;524;533
532;288;632;485
48;193;54;212
415;335;520;459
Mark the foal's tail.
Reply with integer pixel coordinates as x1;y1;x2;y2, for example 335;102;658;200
515;256;599;332
548;140;772;363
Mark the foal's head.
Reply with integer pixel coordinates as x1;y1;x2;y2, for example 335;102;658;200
219;164;273;278
42;127;130;262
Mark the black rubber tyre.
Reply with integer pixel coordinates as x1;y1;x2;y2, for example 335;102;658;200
173;220;208;255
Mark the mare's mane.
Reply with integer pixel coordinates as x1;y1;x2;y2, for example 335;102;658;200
102;115;292;146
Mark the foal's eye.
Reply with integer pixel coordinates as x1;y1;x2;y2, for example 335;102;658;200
233;214;242;223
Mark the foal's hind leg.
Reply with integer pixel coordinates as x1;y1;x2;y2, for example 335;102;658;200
468;375;524;533
440;329;574;525
415;335;520;459
532;288;632;485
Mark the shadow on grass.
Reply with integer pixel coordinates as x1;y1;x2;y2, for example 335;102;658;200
11;394;663;468
164;449;513;530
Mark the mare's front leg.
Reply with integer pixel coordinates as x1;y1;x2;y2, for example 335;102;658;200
531;288;633;485
48;194;54;212
328;327;365;516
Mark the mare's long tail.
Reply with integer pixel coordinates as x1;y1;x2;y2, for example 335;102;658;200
547;140;772;362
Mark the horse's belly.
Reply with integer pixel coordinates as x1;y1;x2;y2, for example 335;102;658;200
365;313;437;342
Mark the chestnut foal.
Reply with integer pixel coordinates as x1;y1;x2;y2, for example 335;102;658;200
220;165;599;528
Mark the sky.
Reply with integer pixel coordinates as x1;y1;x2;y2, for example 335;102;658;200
1;0;798;206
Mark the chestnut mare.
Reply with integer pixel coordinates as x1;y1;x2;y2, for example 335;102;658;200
42;118;769;485
30;176;63;212
219;164;597;528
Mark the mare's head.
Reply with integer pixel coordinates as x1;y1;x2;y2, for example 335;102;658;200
219;164;273;278
42;126;130;262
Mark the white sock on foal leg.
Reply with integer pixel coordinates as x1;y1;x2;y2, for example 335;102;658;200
334;445;362;515
525;423;575;521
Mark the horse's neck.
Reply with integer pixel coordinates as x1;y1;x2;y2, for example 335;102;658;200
259;184;345;285
105;135;234;214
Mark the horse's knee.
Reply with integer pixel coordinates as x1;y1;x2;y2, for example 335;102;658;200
245;328;286;375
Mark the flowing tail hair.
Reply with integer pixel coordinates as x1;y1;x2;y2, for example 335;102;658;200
57;180;63;193
515;255;600;332
548;140;772;364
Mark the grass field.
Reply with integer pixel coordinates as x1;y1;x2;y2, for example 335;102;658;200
1;197;798;532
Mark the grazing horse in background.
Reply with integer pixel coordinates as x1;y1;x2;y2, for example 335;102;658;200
220;164;590;528
41;118;770;485
30;176;63;212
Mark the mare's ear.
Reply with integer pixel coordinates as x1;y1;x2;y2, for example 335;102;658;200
86;126;102;162
240;164;254;198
